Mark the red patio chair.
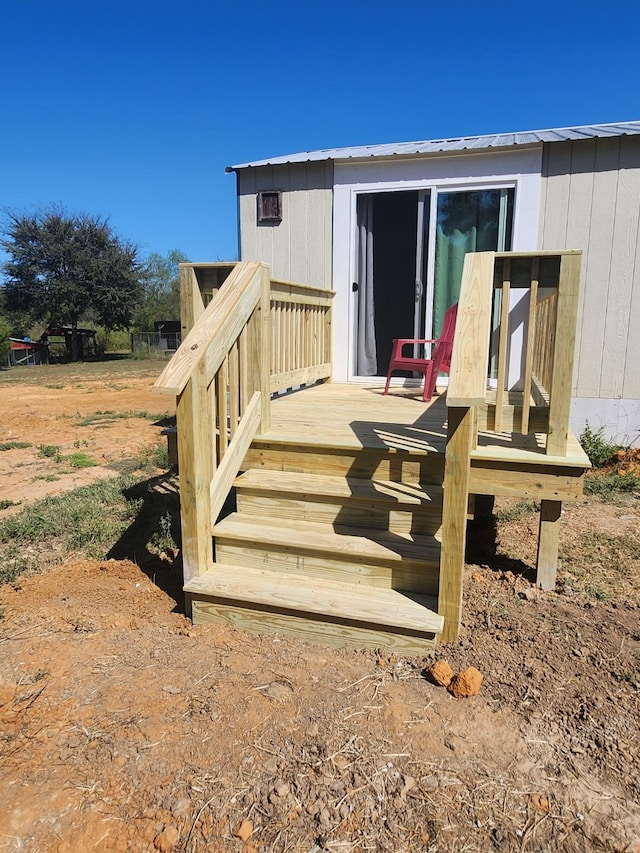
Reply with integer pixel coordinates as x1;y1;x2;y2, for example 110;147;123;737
383;303;458;402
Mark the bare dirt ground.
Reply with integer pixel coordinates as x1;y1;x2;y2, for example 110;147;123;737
0;361;171;513
0;363;639;853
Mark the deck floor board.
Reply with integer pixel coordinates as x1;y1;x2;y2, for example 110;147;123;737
260;383;589;467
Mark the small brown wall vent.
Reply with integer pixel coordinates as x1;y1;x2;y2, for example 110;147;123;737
257;190;283;223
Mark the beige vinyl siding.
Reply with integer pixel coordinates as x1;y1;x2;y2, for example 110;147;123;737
237;161;334;289
539;135;640;401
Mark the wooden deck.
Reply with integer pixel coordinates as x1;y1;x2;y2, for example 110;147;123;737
157;252;590;653
251;382;588;473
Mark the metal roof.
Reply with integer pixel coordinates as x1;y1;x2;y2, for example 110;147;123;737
227;120;640;171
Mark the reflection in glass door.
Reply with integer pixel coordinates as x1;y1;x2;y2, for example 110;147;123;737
431;188;513;336
353;187;513;379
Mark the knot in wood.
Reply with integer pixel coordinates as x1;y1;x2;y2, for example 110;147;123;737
190;343;198;350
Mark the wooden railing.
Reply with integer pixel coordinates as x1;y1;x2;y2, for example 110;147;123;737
439;250;581;639
154;262;334;585
270;279;333;393
491;251;581;455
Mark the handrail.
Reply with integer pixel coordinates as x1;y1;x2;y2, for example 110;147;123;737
153;261;271;583
154;262;263;397
153;261;334;586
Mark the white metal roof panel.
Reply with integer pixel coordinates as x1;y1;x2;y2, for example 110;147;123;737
227;121;640;171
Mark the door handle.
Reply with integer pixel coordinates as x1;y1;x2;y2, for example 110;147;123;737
352;282;359;292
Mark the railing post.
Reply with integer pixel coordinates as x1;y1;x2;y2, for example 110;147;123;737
547;252;581;456
258;263;271;433
180;265;205;339
176;360;214;587
438;406;474;643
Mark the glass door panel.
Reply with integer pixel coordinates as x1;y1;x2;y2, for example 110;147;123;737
432;188;513;337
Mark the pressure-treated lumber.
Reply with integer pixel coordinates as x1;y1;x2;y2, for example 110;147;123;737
154;262;262;396
546;252;581;455
536;500;562;590
494;258;511;433
235;469;443;535
213;515;441;594
469;460;585;501
447;252;494;407
190;599;440;655
176;361;213;584
185;565;443;634
209;392;262;524
259;265;271;433
438;406;474;642
521;258;539;434
180;264;206;339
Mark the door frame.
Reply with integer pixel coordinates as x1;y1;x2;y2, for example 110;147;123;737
331;146;544;383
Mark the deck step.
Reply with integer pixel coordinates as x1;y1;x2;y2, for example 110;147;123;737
234;469;443;535
213;515;441;595
243;439;445;485
185;563;443;653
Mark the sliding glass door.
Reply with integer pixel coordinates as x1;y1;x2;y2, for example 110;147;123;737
353;186;513;378
432;188;513;336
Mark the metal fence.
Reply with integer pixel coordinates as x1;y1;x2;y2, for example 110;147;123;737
131;331;182;355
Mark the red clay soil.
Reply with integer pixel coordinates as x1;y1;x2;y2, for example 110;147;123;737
0;369;639;852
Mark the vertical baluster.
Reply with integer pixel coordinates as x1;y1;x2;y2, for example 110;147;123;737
228;340;240;439
521;258;539;434
217;356;229;458
494;259;511;433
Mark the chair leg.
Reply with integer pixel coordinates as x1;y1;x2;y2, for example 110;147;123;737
422;366;436;402
383;369;393;395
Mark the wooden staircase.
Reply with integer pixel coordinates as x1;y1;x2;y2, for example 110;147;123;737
155;252;589;654
184;437;446;654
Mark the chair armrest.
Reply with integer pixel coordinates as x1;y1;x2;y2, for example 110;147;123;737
391;338;438;345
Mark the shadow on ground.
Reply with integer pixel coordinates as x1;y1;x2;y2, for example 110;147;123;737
106;473;186;612
465;505;537;583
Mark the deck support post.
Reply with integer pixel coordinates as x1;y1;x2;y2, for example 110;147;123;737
439;406;474;643
176;361;214;592
536;499;562;590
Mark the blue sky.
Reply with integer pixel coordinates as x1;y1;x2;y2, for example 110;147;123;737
1;0;639;265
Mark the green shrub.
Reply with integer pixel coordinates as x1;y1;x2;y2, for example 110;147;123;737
579;422;622;468
584;471;640;499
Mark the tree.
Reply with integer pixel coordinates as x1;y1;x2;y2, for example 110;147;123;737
0;317;10;367
1;208;144;360
133;249;188;332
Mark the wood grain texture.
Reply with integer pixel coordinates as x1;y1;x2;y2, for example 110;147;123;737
547;252;581;455
154;262;261;396
209;392;262;524
176;362;213;584
179;265;205;340
536;500;562;590
186;564;443;634
494;259;511;433
521;258;539;434
447;252;494;406
190;599;438;655
438;406;474;642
